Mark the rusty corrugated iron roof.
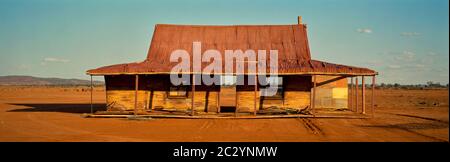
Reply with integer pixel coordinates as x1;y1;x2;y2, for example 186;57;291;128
87;24;376;76
86;59;376;76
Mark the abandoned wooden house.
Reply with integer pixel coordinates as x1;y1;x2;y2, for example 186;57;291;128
87;16;377;117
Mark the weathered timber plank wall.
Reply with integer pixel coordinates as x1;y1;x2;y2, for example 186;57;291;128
105;75;219;111
236;75;311;112
104;75;345;112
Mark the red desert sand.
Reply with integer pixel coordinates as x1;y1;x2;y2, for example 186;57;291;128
0;86;448;142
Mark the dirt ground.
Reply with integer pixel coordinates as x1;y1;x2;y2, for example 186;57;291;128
0;86;448;142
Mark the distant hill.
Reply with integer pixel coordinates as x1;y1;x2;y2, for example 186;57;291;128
0;75;104;86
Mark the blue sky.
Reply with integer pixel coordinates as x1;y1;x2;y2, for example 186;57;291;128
0;0;448;84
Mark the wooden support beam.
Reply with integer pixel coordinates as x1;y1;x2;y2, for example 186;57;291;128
352;77;355;111
217;86;220;114
312;75;317;115
104;76;109;111
371;75;376;118
90;75;93;114
349;77;353;111
235;85;239;117
146;91;150;111
362;76;366;114
217;74;221;114
316;75;347;87
309;77;313;110
354;77;357;112
192;74;195;116
355;77;359;113
254;75;258;116
134;75;138;116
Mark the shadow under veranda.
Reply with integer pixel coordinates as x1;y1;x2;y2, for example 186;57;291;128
6;103;106;114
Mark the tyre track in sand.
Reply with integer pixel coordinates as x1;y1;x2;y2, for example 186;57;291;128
297;118;325;136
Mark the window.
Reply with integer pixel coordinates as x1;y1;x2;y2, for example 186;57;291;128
262;76;283;99
167;86;188;98
220;75;237;86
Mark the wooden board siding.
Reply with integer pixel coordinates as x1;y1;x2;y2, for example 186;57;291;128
104;75;346;112
236;91;260;112
192;91;219;112
105;75;219;111
283;91;310;109
235;91;310;112
236;75;311;112
106;90;148;111
282;75;312;109
314;75;348;109
219;86;236;107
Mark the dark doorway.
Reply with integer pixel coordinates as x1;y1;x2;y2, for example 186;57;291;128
220;106;236;112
